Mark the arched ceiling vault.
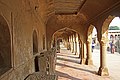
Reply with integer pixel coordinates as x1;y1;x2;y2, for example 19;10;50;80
46;0;120;25
45;0;120;42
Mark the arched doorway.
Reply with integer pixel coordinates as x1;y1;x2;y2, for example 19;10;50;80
32;30;39;72
108;17;120;54
91;27;100;68
0;15;11;74
86;25;100;66
52;27;81;57
97;16;120;77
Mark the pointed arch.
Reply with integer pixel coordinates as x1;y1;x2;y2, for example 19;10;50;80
87;25;95;42
0;15;12;73
101;15;115;42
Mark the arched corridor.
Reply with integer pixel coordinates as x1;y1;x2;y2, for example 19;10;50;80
1;0;120;80
56;43;120;80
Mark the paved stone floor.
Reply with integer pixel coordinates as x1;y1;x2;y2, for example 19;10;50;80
56;47;111;80
92;49;120;80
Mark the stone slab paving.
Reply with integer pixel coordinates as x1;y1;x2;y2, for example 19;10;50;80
92;49;120;80
56;48;111;80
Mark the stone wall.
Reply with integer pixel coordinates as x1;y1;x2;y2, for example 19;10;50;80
0;0;46;80
24;48;57;80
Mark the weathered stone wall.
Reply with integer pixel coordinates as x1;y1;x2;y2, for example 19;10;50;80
0;0;46;80
24;48;57;80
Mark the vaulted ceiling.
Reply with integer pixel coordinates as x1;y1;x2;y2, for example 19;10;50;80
47;0;120;24
46;0;120;41
55;0;86;14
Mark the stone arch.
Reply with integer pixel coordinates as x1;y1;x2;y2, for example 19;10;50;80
97;15;115;76
87;25;95;42
51;27;82;48
52;27;81;42
33;30;38;55
101;15;115;43
0;15;12;73
32;30;39;72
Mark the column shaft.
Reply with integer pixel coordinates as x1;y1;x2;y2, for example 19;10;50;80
98;42;109;76
86;42;93;65
80;43;86;64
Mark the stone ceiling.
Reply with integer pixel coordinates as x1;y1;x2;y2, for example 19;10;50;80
53;0;120;23
55;0;86;14
46;0;120;41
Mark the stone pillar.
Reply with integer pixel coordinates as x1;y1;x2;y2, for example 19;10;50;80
98;42;109;76
68;36;71;50
85;41;93;65
78;41;81;58
74;33;77;55
64;39;67;48
76;41;80;56
56;40;60;53
70;35;74;53
74;41;77;55
70;36;72;51
66;38;69;50
80;42;86;64
72;35;74;53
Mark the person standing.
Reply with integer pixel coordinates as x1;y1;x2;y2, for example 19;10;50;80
111;41;115;54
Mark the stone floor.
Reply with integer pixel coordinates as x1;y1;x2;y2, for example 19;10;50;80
92;49;120;80
55;47;111;80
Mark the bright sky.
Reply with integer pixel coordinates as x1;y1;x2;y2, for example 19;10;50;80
92;17;120;37
109;17;120;27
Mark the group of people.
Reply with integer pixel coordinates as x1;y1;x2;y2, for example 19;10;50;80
109;41;115;54
91;40;116;53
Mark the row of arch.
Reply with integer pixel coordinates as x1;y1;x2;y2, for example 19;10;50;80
52;15;119;76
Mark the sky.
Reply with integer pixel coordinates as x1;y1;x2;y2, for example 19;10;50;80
92;17;120;36
109;17;120;27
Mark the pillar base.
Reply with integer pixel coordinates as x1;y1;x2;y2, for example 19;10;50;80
85;59;93;65
74;52;77;55
80;59;86;64
98;67;109;76
72;50;74;53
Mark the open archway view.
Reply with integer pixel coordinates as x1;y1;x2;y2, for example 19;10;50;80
53;28;109;80
2;1;120;80
90;17;120;80
107;17;120;80
87;25;100;69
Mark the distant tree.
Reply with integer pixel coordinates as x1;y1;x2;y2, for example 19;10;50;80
109;26;120;30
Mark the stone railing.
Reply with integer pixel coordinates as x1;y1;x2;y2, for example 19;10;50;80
24;47;57;80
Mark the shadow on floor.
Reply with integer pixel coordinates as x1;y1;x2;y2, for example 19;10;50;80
57;57;80;64
56;71;82;80
57;53;80;59
56;63;97;75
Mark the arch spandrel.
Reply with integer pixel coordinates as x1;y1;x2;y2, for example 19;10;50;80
87;25;94;43
101;15;115;43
